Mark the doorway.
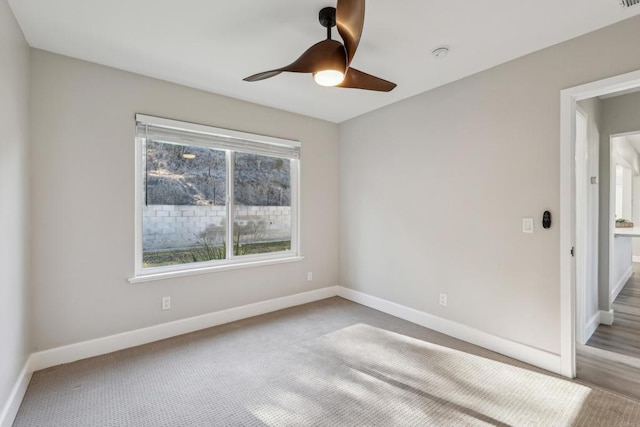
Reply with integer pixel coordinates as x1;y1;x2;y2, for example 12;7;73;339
561;70;640;400
584;132;640;353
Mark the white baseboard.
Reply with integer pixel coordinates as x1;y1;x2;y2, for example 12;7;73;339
599;309;615;325
336;287;563;375
30;286;339;372
611;265;633;303
584;311;601;343
14;284;567;425
0;357;33;427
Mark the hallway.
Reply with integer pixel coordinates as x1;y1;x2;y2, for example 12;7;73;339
587;262;640;359
576;262;640;401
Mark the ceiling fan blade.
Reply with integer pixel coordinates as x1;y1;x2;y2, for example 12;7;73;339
338;67;397;92
243;70;284;82
244;40;346;82
336;0;365;66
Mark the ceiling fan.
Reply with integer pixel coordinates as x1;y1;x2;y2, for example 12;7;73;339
243;0;396;92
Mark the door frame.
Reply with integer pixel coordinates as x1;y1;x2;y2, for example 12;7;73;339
560;69;640;377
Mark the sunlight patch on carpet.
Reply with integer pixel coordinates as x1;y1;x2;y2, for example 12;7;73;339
250;324;640;426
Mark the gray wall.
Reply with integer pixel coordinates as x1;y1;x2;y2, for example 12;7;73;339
29;50;339;351
598;91;640;311
0;0;30;411
339;15;640;354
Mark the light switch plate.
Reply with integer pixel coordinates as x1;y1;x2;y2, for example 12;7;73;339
522;218;534;234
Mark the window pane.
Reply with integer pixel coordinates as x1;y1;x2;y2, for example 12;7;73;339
142;139;227;267
233;153;291;256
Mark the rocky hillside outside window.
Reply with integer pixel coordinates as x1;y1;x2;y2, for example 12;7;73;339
133;115;300;281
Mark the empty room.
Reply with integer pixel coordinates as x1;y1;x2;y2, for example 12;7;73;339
3;0;640;426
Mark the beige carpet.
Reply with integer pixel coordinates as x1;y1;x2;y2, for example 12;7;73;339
300;324;640;426
14;298;640;426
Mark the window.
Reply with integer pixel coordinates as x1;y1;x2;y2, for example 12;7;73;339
132;115;300;281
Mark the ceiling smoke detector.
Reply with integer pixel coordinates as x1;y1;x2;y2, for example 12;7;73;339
431;46;450;59
620;0;640;7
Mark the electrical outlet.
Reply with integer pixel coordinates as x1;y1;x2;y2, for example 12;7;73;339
439;293;448;307
307;272;313;281
161;296;171;310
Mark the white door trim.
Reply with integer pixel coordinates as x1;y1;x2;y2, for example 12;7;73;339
560;69;640;378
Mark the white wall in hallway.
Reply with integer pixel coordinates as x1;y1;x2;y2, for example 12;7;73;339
577;97;601;342
599;91;640;311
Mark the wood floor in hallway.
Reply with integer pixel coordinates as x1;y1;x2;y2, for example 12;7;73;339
578;263;640;401
587;263;640;358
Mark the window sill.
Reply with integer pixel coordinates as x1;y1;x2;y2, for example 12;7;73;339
128;255;304;284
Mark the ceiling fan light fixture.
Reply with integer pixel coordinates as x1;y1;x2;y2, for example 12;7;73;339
313;69;345;87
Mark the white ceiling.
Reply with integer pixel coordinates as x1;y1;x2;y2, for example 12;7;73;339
8;0;640;123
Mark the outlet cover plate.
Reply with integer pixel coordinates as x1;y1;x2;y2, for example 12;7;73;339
439;293;448;307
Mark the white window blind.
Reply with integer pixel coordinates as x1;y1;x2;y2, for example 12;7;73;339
135;114;300;159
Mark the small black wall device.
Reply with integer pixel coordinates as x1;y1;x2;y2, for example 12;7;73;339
543;211;551;229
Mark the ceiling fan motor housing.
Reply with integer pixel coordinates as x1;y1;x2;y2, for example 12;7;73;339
319;7;337;28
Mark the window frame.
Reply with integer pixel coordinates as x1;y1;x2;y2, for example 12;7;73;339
130;114;302;284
